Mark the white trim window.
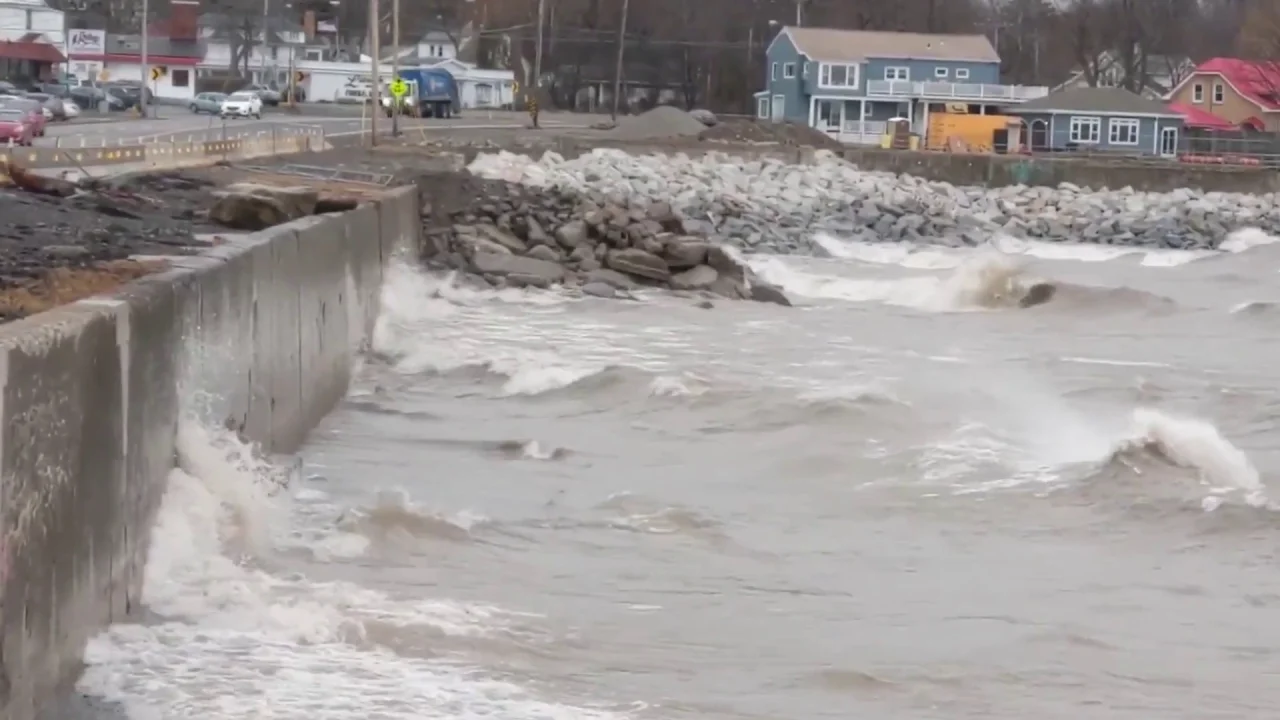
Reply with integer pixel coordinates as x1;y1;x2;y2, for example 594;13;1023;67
1108;117;1140;145
955;68;970;80
884;66;909;81
802;63;808;78
818;63;859;89
934;67;949;78
1069;116;1101;144
783;62;796;79
771;62;779;80
1213;83;1224;103
1192;83;1204;103
756;96;769;119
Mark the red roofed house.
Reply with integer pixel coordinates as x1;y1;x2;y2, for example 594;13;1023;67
0;0;69;83
66;0;204;101
1167;58;1280;132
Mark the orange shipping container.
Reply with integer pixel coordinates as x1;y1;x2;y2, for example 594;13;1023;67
926;113;1016;152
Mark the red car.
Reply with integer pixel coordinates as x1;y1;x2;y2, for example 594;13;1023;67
0;108;33;146
0;99;44;137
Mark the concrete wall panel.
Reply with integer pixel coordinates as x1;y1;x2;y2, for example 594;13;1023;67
0;305;123;719
294;216;353;433
340;204;384;341
0;190;414;720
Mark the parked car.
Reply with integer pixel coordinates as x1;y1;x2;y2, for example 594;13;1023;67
243;84;281;106
220;91;263;119
189;92;227;114
0;108;33;146
101;82;150;108
60;98;80;118
0;97;45;136
0;80;18;97
68;85;115;112
24;92;66;121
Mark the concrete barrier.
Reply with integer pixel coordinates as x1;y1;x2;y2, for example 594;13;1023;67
0;134;327;174
0;188;420;720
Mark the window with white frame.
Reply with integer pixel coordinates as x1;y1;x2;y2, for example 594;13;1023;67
802;63;808;78
772;62;778;80
1213;83;1224;103
818;63;858;88
1069;116;1101;144
757;96;769;118
935;67;948;78
1108;117;1140;145
1192;83;1204;103
955;68;970;80
884;66;909;81
783;62;795;78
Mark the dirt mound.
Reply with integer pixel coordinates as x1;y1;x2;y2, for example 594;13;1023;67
699;119;846;150
610;106;708;141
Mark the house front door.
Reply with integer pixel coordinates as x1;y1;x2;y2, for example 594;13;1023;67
815;99;843;134
1159;126;1178;157
771;94;785;122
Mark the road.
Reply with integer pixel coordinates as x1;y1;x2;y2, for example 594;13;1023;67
34;107;606;149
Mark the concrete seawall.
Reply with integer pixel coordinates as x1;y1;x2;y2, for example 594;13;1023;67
0;186;421;720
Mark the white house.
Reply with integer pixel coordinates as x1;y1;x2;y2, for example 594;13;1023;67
1055;51;1194;100
0;0;67;81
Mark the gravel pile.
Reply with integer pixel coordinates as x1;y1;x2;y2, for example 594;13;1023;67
466;148;1280;254
609;106;709;141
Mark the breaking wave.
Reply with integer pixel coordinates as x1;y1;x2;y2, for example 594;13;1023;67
815;226;1280;269
77;421;622;719
749;253;1168;313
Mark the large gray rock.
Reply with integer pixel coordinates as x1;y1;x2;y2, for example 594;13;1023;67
670;265;718;290
606;248;670;281
554;219;589;249
472;252;565;284
475;224;527;253
664;239;711;269
585;268;637;289
209;183;319;230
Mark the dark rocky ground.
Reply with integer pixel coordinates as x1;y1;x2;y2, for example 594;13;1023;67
0;172;232;321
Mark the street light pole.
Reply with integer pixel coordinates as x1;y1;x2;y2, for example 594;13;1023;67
610;0;628;121
391;0;399;135
140;0;149;117
369;0;380;145
534;0;545;95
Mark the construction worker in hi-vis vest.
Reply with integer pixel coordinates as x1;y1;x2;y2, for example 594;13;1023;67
528;87;540;129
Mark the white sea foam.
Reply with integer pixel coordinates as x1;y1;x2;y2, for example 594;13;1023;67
76;422;626;719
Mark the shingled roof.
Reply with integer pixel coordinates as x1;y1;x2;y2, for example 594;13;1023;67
776;27;999;64
1011;87;1180;116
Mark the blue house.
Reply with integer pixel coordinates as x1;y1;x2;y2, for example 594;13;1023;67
1002;87;1186;157
755;26;1049;144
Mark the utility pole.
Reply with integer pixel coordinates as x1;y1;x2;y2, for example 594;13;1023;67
140;0;149;117
534;0;545;97
391;0;399;135
795;0;804;26
610;0;628;121
369;0;380;145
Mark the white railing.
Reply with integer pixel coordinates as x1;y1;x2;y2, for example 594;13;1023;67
865;80;1049;101
820;120;887;146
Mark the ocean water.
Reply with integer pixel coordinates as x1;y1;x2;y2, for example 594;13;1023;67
69;229;1280;720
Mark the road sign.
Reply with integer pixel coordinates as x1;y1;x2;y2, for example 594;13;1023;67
389;79;408;98
295;71;306;83
97;69;109;81
150;66;166;81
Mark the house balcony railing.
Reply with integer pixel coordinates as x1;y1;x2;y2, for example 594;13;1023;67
865;80;1049;102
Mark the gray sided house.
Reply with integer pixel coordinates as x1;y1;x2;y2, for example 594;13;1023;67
1004;87;1184;157
755;27;1049;145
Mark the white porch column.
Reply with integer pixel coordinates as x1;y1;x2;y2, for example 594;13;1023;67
809;95;817;128
860;99;867;144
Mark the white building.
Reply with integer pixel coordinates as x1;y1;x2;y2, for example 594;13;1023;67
299;57;514;109
0;0;67;80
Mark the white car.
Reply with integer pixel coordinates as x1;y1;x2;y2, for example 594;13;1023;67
61;98;80;118
220;91;263;119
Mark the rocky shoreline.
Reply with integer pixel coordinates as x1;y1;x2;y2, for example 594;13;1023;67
419;174;792;306
465;148;1280;254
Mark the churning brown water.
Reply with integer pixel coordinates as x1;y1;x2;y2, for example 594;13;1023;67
72;234;1280;720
